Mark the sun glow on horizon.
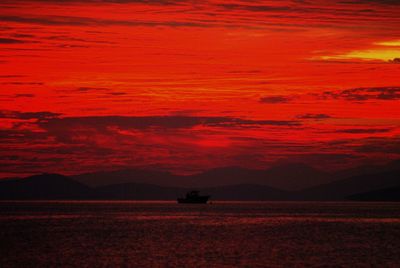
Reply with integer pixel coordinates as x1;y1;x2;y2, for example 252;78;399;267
319;49;400;62
375;40;400;47
318;39;400;62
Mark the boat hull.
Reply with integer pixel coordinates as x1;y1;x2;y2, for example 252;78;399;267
177;195;210;204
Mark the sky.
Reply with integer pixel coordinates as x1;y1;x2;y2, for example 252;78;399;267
0;0;399;177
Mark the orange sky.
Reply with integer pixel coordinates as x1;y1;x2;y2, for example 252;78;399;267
0;0;400;177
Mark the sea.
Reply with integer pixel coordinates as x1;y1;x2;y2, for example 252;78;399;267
1;201;400;267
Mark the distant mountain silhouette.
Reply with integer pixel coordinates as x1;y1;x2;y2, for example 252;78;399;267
348;185;400;201
202;184;290;200
95;183;289;200
330;159;400;182
0;173;94;200
297;169;400;200
96;183;186;200
0;174;289;200
185;163;330;191
72;169;180;187
1;160;399;201
72;162;330;191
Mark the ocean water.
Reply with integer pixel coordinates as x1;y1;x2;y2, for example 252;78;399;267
1;201;400;267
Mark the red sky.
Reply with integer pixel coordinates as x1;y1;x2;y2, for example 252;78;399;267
1;0;400;177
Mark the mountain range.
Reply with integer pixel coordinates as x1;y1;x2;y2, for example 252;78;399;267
72;163;328;191
0;160;399;201
72;160;400;191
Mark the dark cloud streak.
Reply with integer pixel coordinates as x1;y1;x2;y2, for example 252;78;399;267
0;110;61;121
259;95;292;104
39;115;301;131
1;0;182;4
0;15;211;28
322;87;400;101
297;114;332;120
0;37;28;44
335;128;392;134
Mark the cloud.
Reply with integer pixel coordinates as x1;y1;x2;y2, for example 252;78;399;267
39;115;300;132
11;33;36;38
0;112;304;176
76;87;111;92
44;35;114;45
335;128;392;134
283;153;359;164
107;92;127;96
388;58;400;64
320;49;400;62
0;38;27;44
340;0;400;5
258;87;400;104
355;137;400;154
0;75;26;78
2;0;400;35
14;94;35;98
0;15;210;28
0;129;48;143
0;112;300;145
259;95;292;104
297;113;332;120
1;111;397;176
217;3;291;12
1;82;44;85
321;87;400;101
267;86;400;103
1;0;182;4
0;110;61;121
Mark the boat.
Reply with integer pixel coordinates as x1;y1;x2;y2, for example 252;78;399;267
177;191;210;204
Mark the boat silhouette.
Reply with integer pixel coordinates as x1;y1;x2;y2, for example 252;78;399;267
177;191;210;204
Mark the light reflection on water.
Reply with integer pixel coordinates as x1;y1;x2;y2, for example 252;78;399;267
1;201;400;267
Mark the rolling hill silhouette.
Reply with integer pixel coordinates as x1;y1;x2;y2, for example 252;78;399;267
73;169;179;187
96;183;187;200
1;160;399;201
297;169;400;200
183;163;329;190
201;184;291;200
330;159;400;182
72;162;331;191
0;173;94;200
0;175;290;200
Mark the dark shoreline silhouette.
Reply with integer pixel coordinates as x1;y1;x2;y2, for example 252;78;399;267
1;159;399;201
